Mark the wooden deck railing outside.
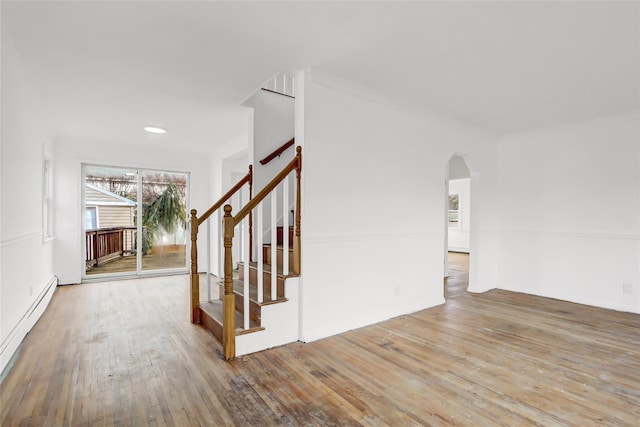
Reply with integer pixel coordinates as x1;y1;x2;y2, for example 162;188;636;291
85;227;137;267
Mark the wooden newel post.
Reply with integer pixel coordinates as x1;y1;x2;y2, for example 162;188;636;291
294;146;302;275
190;209;200;324
222;204;236;360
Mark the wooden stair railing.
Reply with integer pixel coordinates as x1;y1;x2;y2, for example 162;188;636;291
221;146;302;359
189;165;252;324
259;138;294;165
190;147;301;361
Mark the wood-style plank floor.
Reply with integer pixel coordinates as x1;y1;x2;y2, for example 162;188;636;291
445;252;469;299
1;272;639;426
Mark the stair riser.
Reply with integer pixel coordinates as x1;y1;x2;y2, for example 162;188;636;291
238;268;285;299
240;270;284;301
199;300;264;344
200;308;222;342
276;226;294;246
263;246;294;269
233;292;262;324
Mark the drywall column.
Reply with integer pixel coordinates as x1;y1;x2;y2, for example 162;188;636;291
298;71;498;342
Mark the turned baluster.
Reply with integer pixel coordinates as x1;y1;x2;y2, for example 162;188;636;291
294;146;302;275
190;209;200;324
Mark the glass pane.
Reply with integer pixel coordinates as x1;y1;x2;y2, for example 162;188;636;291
84;165;138;275
141;171;188;272
85;207;97;229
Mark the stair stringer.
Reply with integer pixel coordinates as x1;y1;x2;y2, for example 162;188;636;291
236;276;300;356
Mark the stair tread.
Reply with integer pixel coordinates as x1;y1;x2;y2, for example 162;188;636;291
237;261;297;277
232;279;287;304
199;300;264;335
262;243;294;251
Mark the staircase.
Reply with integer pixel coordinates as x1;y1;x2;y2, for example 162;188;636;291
189;146;301;360
197;226;295;342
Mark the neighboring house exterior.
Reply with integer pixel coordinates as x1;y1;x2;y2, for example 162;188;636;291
83;184;136;268
84;183;135;230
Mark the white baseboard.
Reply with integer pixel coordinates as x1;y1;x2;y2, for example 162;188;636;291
498;285;640;315
0;276;58;376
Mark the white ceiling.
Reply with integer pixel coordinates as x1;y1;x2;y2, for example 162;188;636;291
2;1;638;150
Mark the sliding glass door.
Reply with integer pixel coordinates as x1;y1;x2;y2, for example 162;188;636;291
83;165;188;278
140;171;188;272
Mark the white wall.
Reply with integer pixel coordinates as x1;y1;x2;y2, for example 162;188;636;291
207;131;250;277
449;155;471;180
243;88;295;247
1;38;56;373
496;112;640;313
243;89;295;193
298;72;498;342
448;178;471;253
53;137;211;285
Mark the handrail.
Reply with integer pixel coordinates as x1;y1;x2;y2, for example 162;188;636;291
260;87;295;99
198;165;252;225
259;138;294;165
235;146;301;226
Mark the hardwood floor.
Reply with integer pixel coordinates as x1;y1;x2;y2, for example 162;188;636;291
2;275;639;426
445;252;469;299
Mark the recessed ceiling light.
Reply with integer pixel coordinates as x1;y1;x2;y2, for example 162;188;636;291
144;126;166;134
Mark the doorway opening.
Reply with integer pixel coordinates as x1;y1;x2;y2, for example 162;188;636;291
444;154;471;298
82;165;189;279
445;252;469;299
